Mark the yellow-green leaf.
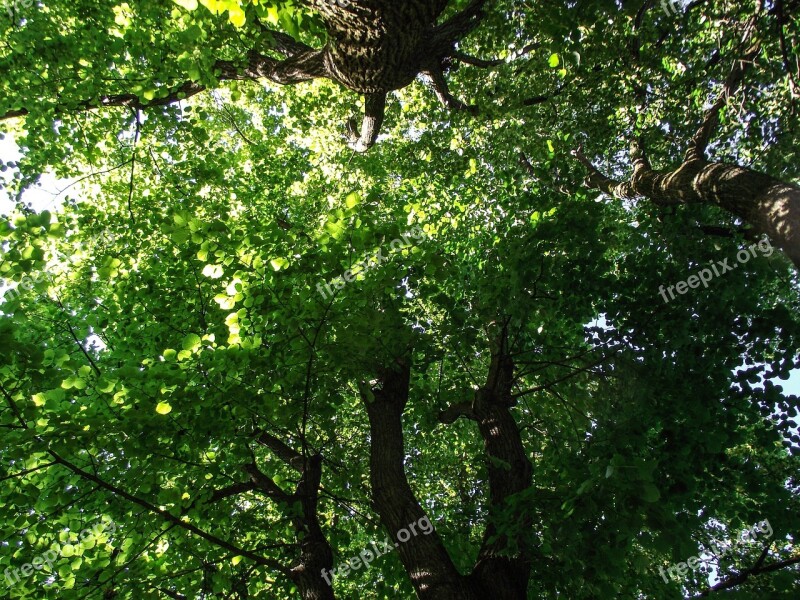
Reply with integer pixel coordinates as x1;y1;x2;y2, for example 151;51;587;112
228;7;246;27
270;257;289;271
345;192;361;208
202;264;224;279
182;333;202;352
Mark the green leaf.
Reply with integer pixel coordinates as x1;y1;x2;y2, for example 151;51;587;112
641;484;661;503
182;333;202;352
270;257;289;271
345;192;361;208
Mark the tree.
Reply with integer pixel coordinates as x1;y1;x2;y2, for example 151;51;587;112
1;1;799;599
572;21;800;268
0;0;496;152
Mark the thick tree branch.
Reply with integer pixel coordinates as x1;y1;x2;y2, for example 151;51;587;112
254;430;305;472
252;19;316;57
450;51;503;68
422;65;477;113
434;0;488;46
571;146;637;198
206;481;257;504
243;463;293;502
287;453;334;599
244;49;327;84
577;141;800;266
251;429;334;599
347;92;386;153
518;152;536;178
469;322;532;598
697;225;758;241
0;51;325;122
438;402;476;424
361;358;477;599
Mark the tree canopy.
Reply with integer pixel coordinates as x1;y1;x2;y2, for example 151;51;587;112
1;0;799;598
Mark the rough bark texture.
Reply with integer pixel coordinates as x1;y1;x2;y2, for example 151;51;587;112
438;323;533;598
253;432;335;600
573;31;800;269
360;359;481;599
312;0;452;94
576;144;800;269
318;0;491;151
1;0;494;152
635;157;800;268
468;324;533;598
290;455;335;600
359;325;534;599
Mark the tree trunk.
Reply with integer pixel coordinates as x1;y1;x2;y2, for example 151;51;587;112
440;324;533;599
253;433;335;600
631;157;800;269
361;360;481;599
290;454;336;600
470;401;533;598
314;0;450;94
316;0;489;151
576;145;800;269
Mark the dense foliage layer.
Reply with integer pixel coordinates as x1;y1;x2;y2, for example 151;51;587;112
1;1;799;598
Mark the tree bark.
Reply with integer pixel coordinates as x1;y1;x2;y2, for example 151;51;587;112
253;432;335;600
575;144;800;269
317;0;490;151
440;323;533;599
360;359;480;599
1;0;494;152
290;454;336;600
470;325;533;598
313;0;451;95
573;31;800;269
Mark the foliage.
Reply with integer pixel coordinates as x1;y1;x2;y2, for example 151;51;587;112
1;0;799;598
